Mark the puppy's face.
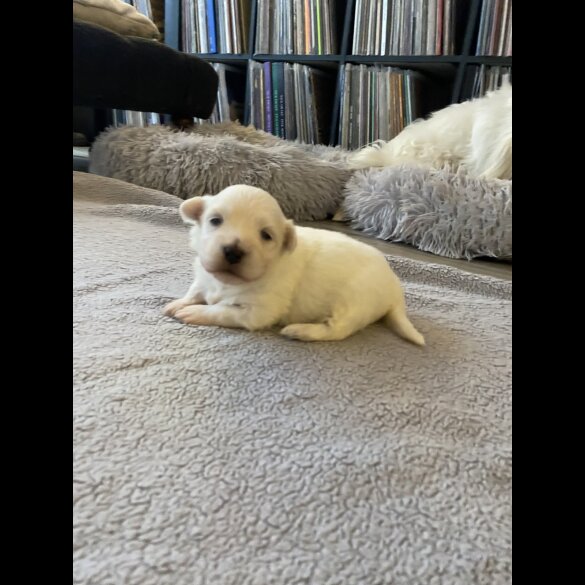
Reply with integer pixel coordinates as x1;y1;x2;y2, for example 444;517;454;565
180;185;296;284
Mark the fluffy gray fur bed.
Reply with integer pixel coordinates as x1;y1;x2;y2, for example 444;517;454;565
89;123;351;221
73;171;511;585
342;166;512;260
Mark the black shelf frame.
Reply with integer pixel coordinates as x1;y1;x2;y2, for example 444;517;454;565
165;0;512;146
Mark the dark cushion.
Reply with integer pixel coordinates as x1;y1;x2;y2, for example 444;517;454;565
73;20;219;118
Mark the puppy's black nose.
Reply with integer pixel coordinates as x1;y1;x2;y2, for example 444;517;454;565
223;245;245;265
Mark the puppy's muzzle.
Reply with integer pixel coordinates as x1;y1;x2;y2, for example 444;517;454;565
223;244;245;265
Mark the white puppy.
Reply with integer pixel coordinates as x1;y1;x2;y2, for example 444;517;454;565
349;81;512;180
164;185;424;345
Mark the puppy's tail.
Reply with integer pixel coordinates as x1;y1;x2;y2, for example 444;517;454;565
384;306;425;346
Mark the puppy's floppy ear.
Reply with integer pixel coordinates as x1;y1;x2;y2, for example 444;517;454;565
179;196;210;224
282;219;297;253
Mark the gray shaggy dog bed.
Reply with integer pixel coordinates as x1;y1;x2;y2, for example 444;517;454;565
90;122;511;259
89;122;351;221
342;166;512;260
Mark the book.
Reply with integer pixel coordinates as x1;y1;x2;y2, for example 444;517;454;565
476;0;512;56
284;63;297;140
272;62;286;138
272;62;281;137
338;64;422;149
263;62;273;134
207;0;217;53
256;0;337;55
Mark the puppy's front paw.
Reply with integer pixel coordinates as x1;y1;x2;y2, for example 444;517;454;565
163;298;193;317
174;305;207;325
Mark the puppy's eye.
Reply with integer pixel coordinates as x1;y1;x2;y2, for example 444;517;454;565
260;229;272;241
209;217;223;227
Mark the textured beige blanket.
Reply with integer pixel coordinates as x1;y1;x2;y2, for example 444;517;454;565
73;172;511;585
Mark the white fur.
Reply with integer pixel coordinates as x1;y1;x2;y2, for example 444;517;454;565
164;185;424;344
349;82;512;180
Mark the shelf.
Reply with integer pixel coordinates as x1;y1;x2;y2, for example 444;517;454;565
465;56;513;66
346;55;462;63
191;53;251;63
195;53;464;75
165;0;513;144
183;55;512;72
344;55;460;77
195;54;466;65
253;53;342;63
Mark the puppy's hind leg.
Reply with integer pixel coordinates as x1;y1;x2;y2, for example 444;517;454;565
280;311;368;342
